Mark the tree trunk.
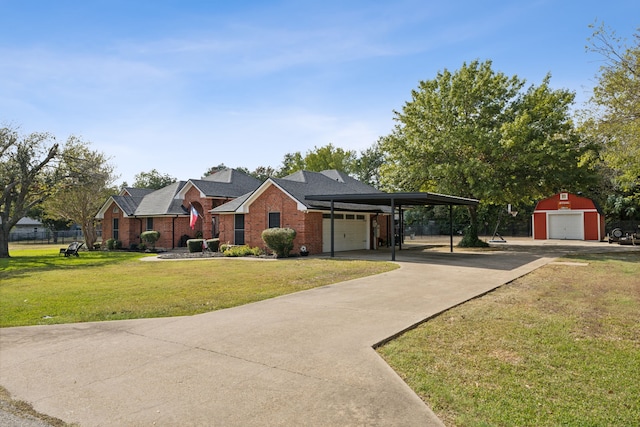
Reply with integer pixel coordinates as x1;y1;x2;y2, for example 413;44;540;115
82;220;98;251
459;205;488;247
0;225;10;258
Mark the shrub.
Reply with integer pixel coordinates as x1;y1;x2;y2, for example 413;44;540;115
223;245;262;257
106;238;122;250
187;239;205;253
206;238;220;252
261;227;296;258
140;230;160;250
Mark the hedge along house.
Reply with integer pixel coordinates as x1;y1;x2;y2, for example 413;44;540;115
532;192;605;241
96;169;261;249
211;170;393;255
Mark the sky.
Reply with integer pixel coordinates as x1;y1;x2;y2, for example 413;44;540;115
2;0;638;186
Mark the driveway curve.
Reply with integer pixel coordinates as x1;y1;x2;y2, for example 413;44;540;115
2;242;623;426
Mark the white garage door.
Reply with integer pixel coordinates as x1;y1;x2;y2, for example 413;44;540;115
322;214;368;252
548;213;583;240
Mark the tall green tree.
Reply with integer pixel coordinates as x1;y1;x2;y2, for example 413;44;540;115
353;140;384;188
132;169;176;189
43;137;118;250
584;23;640;205
1;127;59;258
278;143;356;176
379;60;597;246
237;165;278;181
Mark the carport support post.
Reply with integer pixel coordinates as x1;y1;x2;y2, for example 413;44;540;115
449;204;453;253
330;200;335;257
391;198;396;261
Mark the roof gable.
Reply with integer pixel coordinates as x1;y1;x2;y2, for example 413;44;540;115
177;169;261;199
212;170;386;214
135;181;188;216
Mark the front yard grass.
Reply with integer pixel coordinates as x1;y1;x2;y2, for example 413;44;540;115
0;246;397;327
377;252;640;426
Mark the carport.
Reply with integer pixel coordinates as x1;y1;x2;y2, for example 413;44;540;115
306;192;480;260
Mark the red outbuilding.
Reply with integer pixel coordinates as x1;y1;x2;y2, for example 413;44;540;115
532;192;605;241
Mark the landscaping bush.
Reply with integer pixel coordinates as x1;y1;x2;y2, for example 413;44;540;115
106;238;122;250
261;227;296;258
206;238;220;252
140;230;160;250
223;245;262;257
187;239;205;253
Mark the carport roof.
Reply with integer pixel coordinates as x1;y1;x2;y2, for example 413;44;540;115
305;192;479;207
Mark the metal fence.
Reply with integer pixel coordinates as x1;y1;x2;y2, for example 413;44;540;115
8;229;92;244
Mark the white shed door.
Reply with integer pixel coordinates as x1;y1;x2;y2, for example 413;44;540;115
548;213;583;240
322;216;368;252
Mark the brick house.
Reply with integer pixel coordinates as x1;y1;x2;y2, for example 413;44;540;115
211;170;391;255
96;169;261;249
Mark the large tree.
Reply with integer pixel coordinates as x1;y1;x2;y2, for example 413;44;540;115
43;137;118;250
1;127;60;257
584;24;640;205
278;143;356;176
379;60;597;246
131;169;176;189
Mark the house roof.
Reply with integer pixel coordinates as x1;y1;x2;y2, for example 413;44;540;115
96;169;260;219
211;170;391;214
120;187;155;197
135;181;188;216
177;169;261;199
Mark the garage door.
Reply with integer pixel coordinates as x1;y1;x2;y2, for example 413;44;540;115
548;213;583;240
322;214;368;252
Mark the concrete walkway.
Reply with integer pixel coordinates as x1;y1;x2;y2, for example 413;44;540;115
1;241;632;426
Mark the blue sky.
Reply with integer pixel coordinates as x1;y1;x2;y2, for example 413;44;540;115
1;1;638;185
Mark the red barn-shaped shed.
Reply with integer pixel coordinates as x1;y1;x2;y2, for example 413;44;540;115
532;192;605;241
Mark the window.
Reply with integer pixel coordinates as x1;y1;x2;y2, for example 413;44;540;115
146;218;153;231
268;212;280;228
113;206;120;214
112;218;119;240
346;214;355;220
234;214;245;245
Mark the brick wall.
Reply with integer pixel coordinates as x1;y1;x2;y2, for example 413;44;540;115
217;184;325;255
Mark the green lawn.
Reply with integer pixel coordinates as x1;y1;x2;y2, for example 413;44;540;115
0;245;397;327
378;252;640;427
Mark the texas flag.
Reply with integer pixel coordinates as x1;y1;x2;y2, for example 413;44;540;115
189;205;199;229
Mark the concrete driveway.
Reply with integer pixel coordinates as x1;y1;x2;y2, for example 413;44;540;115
1;241;632;426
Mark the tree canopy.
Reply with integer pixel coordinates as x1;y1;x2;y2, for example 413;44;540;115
132;169;176;190
1;126;60;257
43;137;118;250
278;143;356;176
584;23;640;207
379;60;598;246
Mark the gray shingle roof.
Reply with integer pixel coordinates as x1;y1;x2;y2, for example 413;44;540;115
212;170;388;213
97;169;263;219
121;187;155;198
190;169;261;198
134;181;188;216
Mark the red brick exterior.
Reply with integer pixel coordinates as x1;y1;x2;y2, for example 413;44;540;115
100;180;389;253
100;184;237;249
217;184;325;254
216;183;391;255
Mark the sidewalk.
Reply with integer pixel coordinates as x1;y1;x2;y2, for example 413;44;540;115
0;245;605;426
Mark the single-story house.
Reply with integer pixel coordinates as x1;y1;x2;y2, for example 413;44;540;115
96;169;261;249
211;170;392;255
532;192;605;241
